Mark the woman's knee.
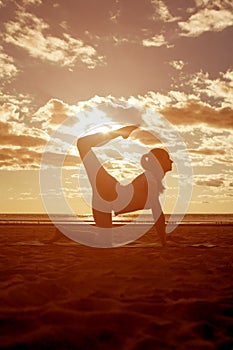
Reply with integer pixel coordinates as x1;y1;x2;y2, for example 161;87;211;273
93;209;112;228
77;138;87;159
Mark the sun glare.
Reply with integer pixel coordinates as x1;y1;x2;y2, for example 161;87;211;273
95;124;122;134
98;126;112;133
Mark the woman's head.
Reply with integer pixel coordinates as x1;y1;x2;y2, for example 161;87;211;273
141;148;173;174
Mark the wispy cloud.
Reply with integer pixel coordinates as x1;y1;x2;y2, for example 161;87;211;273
192;132;233;158
195;176;225;187
142;34;168;47
169;60;185;70
190;148;226;156
21;0;42;6
151;0;180;22
109;9;120;23
0;147;41;169
3;11;105;69
0;45;19;81
0;102;47;150
190;70;233;108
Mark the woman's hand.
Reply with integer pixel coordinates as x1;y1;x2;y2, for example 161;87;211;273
118;125;138;139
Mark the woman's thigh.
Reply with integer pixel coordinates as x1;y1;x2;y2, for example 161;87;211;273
82;150;118;201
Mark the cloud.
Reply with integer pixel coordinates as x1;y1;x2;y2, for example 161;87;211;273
137;69;233;113
103;149;124;159
0;103;80;169
131;129;162;146
178;8;233;37
0;130;46;148
187;130;233;168
3;11;105;69
142;34;168;47
0;147;79;170
190;148;226;156
109;9;120;23
21;0;42;6
42;151;79;168
133;93;211;128
1;94;233;171
169;60;185;70
102;160;141;182
194;0;233;10
1;134;45;149
151;0;180;22
134;70;233;129
161;102;233;129
0;45;18;81
195;178;224;187
90;92;233;132
190;70;233;108
112;36;129;46
0;102;47;152
0;102;20;122
33;98;79;127
0;147;41;169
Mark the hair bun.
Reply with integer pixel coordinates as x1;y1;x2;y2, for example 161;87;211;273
141;153;150;170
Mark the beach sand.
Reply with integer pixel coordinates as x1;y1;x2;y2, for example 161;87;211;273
0;224;232;349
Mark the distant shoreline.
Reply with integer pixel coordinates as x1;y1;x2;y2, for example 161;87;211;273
0;213;232;226
0;221;232;226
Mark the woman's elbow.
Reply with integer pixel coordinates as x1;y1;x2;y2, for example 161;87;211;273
77;137;86;151
76;138;81;150
77;138;85;157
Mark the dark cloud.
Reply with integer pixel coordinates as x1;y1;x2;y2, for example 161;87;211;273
0;148;41;168
0;121;10;134
103;148;124;159
190;148;226;156
0;148;79;169
1;133;46;147
0;117;47;147
42;152;79;167
161;102;233;129
215;157;232;164
196;178;224;187
131;129;162;145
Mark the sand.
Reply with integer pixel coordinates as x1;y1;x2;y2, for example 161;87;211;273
0;224;232;349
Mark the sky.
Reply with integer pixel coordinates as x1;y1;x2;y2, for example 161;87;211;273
0;0;233;215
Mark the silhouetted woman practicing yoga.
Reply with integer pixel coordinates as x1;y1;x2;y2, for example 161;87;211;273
77;126;173;246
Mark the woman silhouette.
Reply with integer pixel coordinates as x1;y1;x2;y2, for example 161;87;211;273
77;126;173;246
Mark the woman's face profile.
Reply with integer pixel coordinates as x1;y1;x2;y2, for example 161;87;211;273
159;153;173;173
149;150;173;173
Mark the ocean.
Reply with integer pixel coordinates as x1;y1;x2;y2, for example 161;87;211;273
0;213;232;225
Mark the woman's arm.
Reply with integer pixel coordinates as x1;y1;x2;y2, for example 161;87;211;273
154;212;166;246
152;202;166;246
77;125;137;160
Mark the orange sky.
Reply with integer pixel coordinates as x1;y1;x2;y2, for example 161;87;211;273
0;0;233;214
